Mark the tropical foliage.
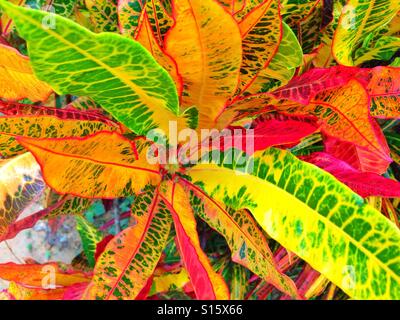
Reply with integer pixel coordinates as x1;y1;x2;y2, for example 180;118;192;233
0;0;399;300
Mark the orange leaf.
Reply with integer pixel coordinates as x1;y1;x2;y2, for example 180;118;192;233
17;132;161;198
135;11;182;96
0;44;52;101
165;0;242;129
0;262;91;287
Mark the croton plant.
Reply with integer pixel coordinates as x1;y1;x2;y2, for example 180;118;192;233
0;0;399;301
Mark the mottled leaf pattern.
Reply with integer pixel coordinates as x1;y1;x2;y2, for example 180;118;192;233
278;80;392;173
244;21;303;94
188;148;400;299
181;179;299;298
0;102;121;158
332;0;400;66
84;185;172;300
238;0;282;93
0;0;186;135
165;0;242;129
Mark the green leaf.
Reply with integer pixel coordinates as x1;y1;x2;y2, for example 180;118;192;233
0;0;187;135
76;215;103;268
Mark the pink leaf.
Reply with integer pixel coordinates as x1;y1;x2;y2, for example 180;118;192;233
303;152;400;198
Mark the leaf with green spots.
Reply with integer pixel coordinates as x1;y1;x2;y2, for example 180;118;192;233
243;21;303;94
76;216;103;267
0;0;191;135
180;178;299;298
188;147;400;299
83;185;172;300
85;0;118;32
332;0;400;66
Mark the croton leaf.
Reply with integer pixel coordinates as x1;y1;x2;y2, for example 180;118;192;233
7;282;68;300
76;216;103;268
272;65;357;104
218;0;245;15
165;0;242;129
356;67;400;118
303;152;400;198
234;0;264;21
238;0;282;93
119;0;174;42
0;102;121;158
149;266;190;296
85;0;118;32
0;262;91;287
17;132;161;198
250;113;320;152
188;147;400;299
243;21;303;95
216;113;319;154
277;80;392;174
332;0;400;66
135;10;182;95
0;43;52;101
324;135;392;175
118;0;146;38
179;178;299;298
0;0;188;135
163;182;230;300
44;194;92;219
83;185;172;300
0;152;45;238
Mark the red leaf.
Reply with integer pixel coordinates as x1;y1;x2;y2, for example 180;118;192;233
94;235;114;262
217;114;320;154
273;66;358;104
303;152;400;198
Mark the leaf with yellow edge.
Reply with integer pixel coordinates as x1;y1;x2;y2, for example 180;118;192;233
0;262;91;287
17;132;161;198
83;185;172;300
162;182;230;300
188;147;400;299
165;0;242;129
135;11;182;96
179;178;299;298
0;152;45;237
332;0;400;66
0;102;121;158
238;0;282;93
0;44;52;102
